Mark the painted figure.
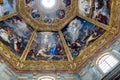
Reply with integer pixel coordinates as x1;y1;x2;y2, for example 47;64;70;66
0;15;33;57
56;9;65;19
50;43;57;55
43;14;53;23
78;0;91;16
13;37;23;53
62;17;106;58
31;8;40;18
0;27;10;43
79;0;111;25
67;19;82;42
26;32;68;61
0;0;16;16
63;0;71;7
26;0;35;7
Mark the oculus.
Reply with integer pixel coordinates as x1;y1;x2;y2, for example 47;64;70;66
41;0;56;9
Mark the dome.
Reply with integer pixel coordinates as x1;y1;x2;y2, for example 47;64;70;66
0;0;119;73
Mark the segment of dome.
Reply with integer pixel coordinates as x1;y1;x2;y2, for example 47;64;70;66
78;0;112;25
0;0;119;73
62;16;106;58
26;31;68;61
0;15;33;57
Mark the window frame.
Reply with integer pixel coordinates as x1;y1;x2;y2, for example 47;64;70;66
97;53;119;74
38;76;55;80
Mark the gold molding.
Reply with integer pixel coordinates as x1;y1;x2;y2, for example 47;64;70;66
17;0;77;31
59;31;73;61
0;42;20;67
17;31;37;68
0;0;3;4
0;0;119;72
77;13;110;31
20;31;36;61
0;12;18;21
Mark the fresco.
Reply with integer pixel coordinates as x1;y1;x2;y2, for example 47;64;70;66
56;9;65;19
26;32;68;61
62;16;106;58
42;14;54;23
78;0;112;25
62;0;71;7
31;8;40;18
25;0;71;24
0;0;16;16
0;15;33;57
25;0;35;7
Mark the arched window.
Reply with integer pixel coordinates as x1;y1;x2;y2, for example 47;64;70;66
41;78;53;80
38;76;55;80
98;54;119;73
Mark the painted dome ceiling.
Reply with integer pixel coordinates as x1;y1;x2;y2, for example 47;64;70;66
0;0;119;73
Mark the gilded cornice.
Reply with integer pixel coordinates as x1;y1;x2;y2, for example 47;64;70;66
0;0;120;73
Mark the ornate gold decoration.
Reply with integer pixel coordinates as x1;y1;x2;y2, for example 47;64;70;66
0;12;17;21
0;0;3;4
59;31;73;61
0;0;120;73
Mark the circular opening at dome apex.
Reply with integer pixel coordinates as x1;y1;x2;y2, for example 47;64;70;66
41;0;56;9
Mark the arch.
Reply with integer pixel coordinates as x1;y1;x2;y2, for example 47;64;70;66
96;53;119;73
38;76;55;80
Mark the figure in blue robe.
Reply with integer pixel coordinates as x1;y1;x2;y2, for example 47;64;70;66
50;44;57;55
